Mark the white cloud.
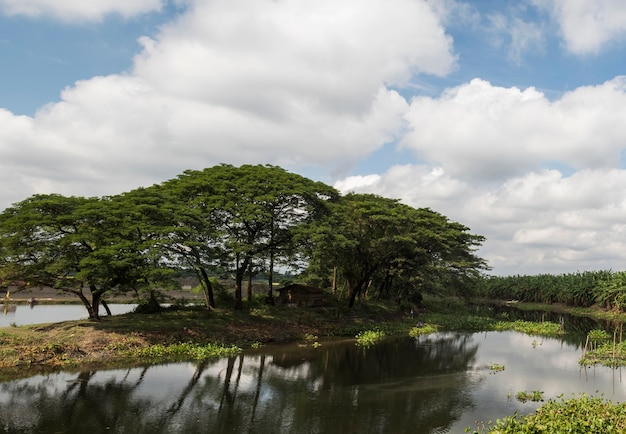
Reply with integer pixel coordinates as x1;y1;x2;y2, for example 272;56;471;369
487;12;545;64
0;0;163;22
0;0;455;208
337;164;626;275
401;77;626;182
534;0;626;54
4;0;626;278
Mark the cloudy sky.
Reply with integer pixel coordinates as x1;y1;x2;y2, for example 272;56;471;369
2;0;626;276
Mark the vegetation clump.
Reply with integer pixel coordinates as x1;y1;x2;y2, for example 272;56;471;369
489;363;505;373
469;395;626;433
515;390;544;403
355;329;386;347
580;328;626;367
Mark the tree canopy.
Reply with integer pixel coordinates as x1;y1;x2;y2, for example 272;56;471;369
0;164;488;316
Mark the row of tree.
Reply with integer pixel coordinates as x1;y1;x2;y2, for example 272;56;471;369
477;270;626;311
0;164;488;318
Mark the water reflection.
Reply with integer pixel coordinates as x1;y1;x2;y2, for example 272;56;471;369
1;331;625;434
0;333;479;433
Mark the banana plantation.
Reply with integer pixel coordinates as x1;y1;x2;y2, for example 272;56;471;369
477;270;626;311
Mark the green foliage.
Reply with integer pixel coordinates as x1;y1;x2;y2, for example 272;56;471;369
470;395;626;433
355;329;386;347
0;164;487;318
587;329;610;345
307;193;488;308
580;340;626;367
125;342;241;362
489;363;505;373
492;319;564;337
477;270;626;310
408;324;439;336
515;390;544;403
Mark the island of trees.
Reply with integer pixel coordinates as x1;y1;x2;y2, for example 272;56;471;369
0;164;488;319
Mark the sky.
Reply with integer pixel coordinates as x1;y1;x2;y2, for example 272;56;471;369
2;0;626;276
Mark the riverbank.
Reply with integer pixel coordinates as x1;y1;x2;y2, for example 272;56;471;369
0;300;411;381
1;296;624;381
473;297;626;322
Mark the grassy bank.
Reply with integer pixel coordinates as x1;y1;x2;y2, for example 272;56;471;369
0;298;414;381
0;295;578;381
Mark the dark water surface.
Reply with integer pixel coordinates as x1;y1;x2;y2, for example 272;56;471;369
1;328;625;434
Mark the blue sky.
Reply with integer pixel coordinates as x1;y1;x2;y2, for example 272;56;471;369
2;0;626;276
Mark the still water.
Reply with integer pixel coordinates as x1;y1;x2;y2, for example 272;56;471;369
0;303;136;327
1;330;624;434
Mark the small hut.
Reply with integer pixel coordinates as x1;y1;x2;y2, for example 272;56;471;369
277;284;324;307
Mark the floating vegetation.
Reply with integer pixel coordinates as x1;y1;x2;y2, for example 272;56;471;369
489;363;505;373
127;342;241;362
515;390;544;403
408;323;438;337
492;319;564;337
468;394;626;433
418;312;565;337
355;329;385;347
580;326;626;367
298;333;321;348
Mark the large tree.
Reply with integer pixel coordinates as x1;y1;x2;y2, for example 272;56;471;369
308;193;487;307
0;193;170;319
167;164;337;309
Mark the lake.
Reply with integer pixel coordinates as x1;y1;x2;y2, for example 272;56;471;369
0;302;137;327
0;328;623;433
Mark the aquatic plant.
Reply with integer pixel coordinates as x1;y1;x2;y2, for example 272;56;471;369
355;329;385;347
126;342;241;361
492;319;563;337
468;394;626;433
489;363;505;373
515;390;544;403
408;323;438;337
581;325;626;367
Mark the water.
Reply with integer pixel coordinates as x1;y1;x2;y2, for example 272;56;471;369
0;303;137;327
0;330;624;434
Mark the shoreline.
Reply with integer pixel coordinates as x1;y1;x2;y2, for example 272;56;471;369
1;297;625;382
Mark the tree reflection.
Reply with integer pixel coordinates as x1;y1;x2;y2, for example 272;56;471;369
0;334;479;433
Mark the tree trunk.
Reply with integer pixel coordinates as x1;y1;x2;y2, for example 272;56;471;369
234;253;248;310
247;262;253;302
199;268;216;308
195;270;211;308
101;299;112;316
266;253;275;305
348;281;363;308
69;289;98;320
90;286;102;320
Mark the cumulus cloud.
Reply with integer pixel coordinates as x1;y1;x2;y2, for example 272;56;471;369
0;0;164;22
0;0;455;207
335;73;626;275
401;77;626;182
534;0;626;54
336;164;626;275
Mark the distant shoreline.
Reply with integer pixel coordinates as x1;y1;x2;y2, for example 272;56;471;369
2;286;202;304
